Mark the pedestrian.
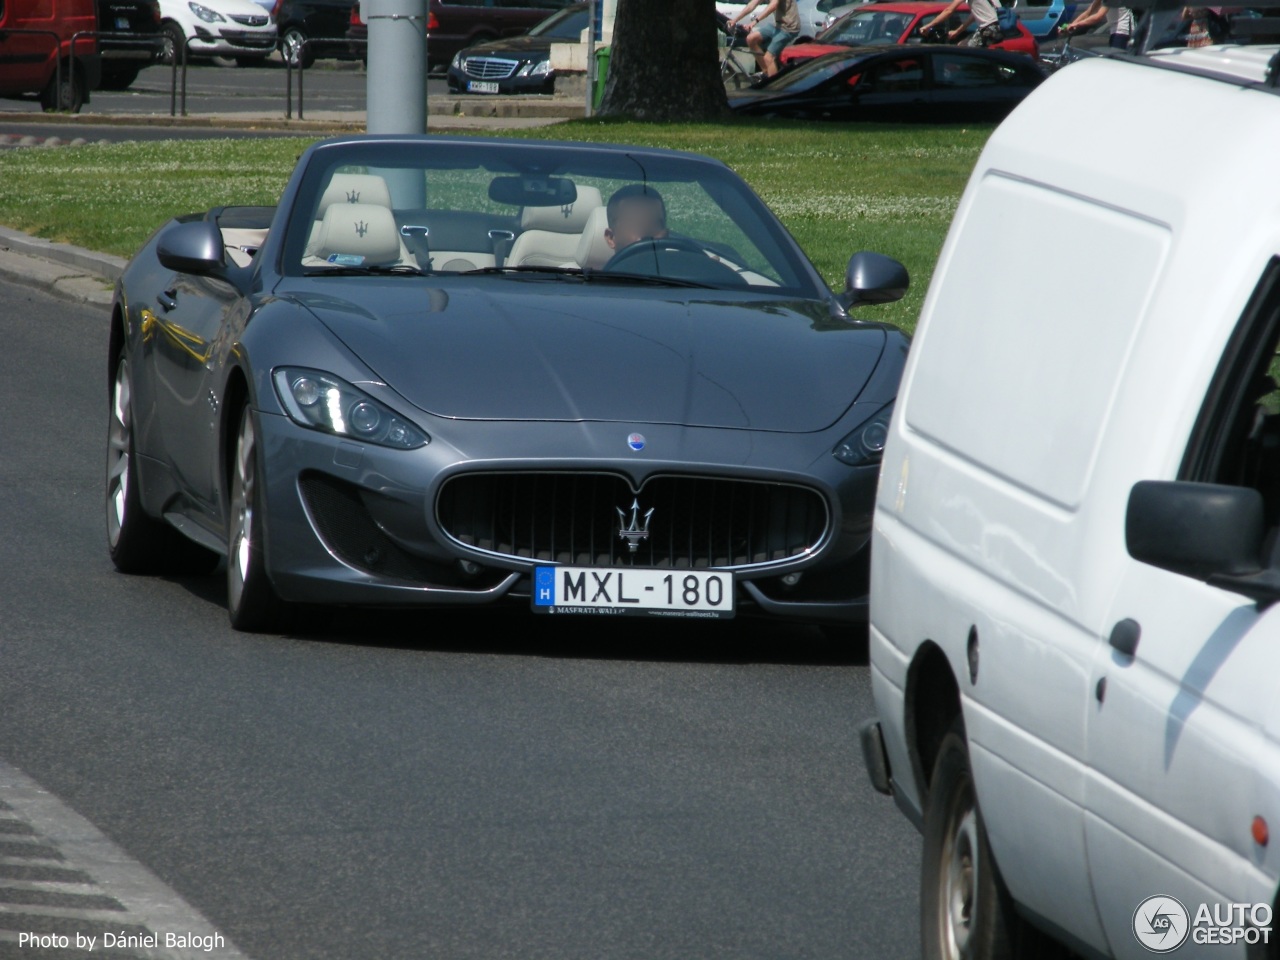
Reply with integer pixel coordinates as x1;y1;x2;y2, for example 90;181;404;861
1062;0;1135;49
925;0;1005;47
727;0;801;76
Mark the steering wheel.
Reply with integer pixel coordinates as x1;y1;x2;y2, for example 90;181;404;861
603;236;709;271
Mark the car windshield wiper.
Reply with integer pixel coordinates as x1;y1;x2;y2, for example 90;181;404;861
302;264;425;276
458;265;713;289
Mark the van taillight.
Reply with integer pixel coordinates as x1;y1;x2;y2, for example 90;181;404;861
428;10;437;29
350;3;360;25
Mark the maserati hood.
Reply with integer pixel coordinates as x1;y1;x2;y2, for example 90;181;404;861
289;282;888;433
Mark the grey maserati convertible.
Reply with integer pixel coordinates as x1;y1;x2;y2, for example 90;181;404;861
106;134;909;632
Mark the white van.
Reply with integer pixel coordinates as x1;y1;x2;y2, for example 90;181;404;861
865;43;1280;959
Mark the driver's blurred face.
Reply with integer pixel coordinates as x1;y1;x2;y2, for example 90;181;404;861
605;197;668;250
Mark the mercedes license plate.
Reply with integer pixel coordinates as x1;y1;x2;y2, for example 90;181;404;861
115;16;130;28
532;566;734;619
467;80;500;94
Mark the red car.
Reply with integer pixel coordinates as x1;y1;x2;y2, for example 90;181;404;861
779;1;1038;66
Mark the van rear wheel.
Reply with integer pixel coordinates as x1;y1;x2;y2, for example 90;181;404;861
39;63;85;113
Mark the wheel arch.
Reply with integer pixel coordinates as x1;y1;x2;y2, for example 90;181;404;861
905;640;962;808
220;365;251;516
107;301;127;394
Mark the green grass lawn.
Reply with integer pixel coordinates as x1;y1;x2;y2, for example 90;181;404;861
0;119;992;331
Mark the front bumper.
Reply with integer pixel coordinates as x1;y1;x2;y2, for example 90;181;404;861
253;410;877;624
189;26;277;56
445;64;554;95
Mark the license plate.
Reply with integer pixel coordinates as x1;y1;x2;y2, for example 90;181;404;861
115;16;130;28
467;80;500;94
532;566;734;619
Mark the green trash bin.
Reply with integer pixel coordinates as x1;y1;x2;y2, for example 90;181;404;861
593;45;611;109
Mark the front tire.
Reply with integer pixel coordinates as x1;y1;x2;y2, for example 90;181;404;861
107;355;218;575
227;405;287;632
920;720;1057;960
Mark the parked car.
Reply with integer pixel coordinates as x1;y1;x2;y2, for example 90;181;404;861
446;1;586;94
780;1;1039;67
865;42;1280;960
157;0;275;64
105;134;911;633
729;45;1045;121
96;0;163;89
0;0;99;110
272;0;354;67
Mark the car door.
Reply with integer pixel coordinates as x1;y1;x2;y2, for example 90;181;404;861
845;52;930;121
145;264;242;530
1084;263;1280;957
928;51;1036;122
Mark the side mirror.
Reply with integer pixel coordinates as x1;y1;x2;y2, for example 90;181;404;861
840;251;909;309
1126;480;1280;605
157;220;226;276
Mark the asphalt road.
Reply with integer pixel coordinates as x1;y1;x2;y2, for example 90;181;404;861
0;276;921;958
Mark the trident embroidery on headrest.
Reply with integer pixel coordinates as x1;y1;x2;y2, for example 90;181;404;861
346;189;361;203
355;220;368;238
560;201;574;218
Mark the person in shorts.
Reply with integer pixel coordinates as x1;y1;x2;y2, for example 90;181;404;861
727;0;800;76
925;0;1005;46
1062;0;1135;49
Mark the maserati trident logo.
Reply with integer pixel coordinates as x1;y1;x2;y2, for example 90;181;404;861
355;220;369;238
346;189;361;203
616;498;654;554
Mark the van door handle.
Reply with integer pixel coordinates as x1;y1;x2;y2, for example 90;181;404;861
1108;618;1141;658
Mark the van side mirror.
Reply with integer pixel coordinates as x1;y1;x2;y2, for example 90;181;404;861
157;220;227;276
1126;480;1280;605
840;251;909;309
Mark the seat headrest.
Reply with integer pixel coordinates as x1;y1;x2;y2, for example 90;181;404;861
315;173;393;218
519;184;602;233
310;202;402;266
574;206;614;271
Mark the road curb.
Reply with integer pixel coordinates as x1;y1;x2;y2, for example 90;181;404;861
0;226;122;308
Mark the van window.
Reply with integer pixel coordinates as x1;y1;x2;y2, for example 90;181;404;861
1181;259;1280;523
904;173;1171;509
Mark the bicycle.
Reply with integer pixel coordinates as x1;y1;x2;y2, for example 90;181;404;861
719;20;760;89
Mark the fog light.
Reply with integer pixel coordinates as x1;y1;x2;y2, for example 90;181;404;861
781;572;803;587
458;559;481;575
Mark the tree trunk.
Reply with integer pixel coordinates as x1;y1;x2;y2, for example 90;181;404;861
597;0;729;120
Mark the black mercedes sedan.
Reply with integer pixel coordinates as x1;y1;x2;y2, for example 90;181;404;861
446;2;587;95
730;45;1046;122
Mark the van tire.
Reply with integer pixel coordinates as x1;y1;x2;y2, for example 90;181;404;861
161;22;187;65
39;63;85;113
920;719;1059;960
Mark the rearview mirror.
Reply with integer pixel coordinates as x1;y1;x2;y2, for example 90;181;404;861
157;220;226;276
841;251;909;309
488;176;578;208
1126;480;1280;605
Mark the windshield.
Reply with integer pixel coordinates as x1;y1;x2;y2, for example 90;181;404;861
283;140;819;294
528;4;589;39
821;9;915;44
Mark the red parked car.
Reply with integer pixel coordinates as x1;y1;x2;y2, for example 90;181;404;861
779;1;1038;66
0;0;100;111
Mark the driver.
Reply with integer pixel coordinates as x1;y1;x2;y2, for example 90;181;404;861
604;185;668;251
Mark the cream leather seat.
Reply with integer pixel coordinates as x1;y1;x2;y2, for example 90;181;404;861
572;206;614;270
305;203;405;268
506;186;602;268
305;173;413;264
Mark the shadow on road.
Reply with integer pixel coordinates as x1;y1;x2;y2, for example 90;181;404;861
166;568;870;667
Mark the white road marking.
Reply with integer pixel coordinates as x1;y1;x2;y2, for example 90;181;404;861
0;760;252;959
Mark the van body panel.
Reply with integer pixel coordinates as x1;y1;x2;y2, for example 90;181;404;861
0;0;97;102
872;47;1280;955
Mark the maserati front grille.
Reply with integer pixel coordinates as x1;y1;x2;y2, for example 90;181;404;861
436;472;829;570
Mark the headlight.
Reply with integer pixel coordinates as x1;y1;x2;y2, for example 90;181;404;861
273;368;429;449
517;58;552;77
832;402;893;466
451;51;462;68
188;2;226;21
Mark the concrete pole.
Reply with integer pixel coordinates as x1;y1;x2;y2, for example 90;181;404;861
365;0;427;134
